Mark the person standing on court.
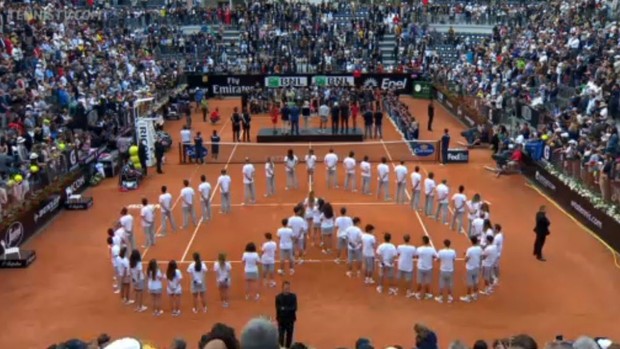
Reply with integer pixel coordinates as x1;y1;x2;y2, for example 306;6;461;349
194;131;205;164
275;281;298;349
154;137;165;174
373;102;383;139
289;102;300;136
441;129;450;164
181;179;198;229
119;207;136;250
141;197;156;248
331;102;341;134
533;205;550;261
159;186;176;235
340;99;350;133
231;107;242;142
242;157;256;205
198;175;212;222
217;169;233;214
427;101;434;132
138;140;148;176
242;107;252;142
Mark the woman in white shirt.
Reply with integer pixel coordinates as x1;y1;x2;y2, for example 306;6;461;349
493;223;504;285
214;253;232;308
305;149;317;187
129;249;147;313
107;234;120;293
480;202;491;220
115;247;132;305
480;220;494;247
466;194;482;236
166;260;183;317
265;157;276;197
187;252;208;313
261;232;278;288
311;198;325;247
242;243;261;301
146;259;164;316
303;191;317;238
320;202;335;254
284;149;299;190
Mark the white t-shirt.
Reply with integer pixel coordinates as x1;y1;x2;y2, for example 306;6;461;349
119;214;134;232
480;228;494;247
114;227;126;242
361;233;376;257
411;172;422;192
436;183;450;204
198;182;212;202
320;214;334;229
452;193;467;212
494;232;504;257
261;241;277;264
265;162;275;178
167;269;183;292
116;256;129;276
180;129;192;143
305;154;317;170
343;157;356;174
416;245;437;271
335;215;353;238
437;248;457;272
465;245;483;270
147;269;163;290
376;242;398;267
284;156;298;172
288;215;307;239
217;175;232;193
141;205;154;227
242;252;260;273
186;262;208;285
397;244;416;272
360;161;371;178
424;178;436;196
277;227;294;250
467;201;481;220
394;164;408;183
324;153;338;170
214;261;232;284
482;245;498;268
180;187;195;207
377;163;389;182
159;193;173;212
346;225;363;250
471;218;485;235
242;164;255;184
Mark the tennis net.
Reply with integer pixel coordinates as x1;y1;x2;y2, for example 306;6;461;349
178;140;441;165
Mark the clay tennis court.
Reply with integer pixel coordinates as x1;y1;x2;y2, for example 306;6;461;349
1;96;619;348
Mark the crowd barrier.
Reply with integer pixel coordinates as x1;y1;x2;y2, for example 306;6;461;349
185;73;418;97
0;146;104;249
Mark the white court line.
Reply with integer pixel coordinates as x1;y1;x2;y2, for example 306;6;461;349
380;140;436;250
143;257;465;265
180;143;238;262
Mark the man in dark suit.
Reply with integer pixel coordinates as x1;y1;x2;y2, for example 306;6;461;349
533;205;550;261
137;141;148;176
441;129;450;164
427;101;435;131
154;137;165;174
275;281;297;349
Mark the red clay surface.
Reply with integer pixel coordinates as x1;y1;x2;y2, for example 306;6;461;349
1;96;619;348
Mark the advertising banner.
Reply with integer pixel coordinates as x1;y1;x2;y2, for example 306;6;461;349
311;75;355;87
356;74;413;93
522;156;620;253
445;148;470;163
412;81;434;100
264;76;309;88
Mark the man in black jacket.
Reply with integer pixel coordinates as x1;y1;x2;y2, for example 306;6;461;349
154;137;165;174
533;205;550;261
427;101;435;132
275;281;297;349
331;102;341;134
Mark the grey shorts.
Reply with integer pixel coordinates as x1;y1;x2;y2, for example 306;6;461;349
191;281;206;294
320;115;328;122
167;286;182;295
363;256;375;273
297;238;306;250
380;266;395;279
398;270;413;282
218;279;231;289
348;249;362;262
245;271;259;280
482;266;494;281
262;263;275;273
466;268;480;287
439;271;454;290
133;279;145;291
280;249;293;260
338;237;348;250
321;226;334;235
149;287;162;295
417;269;432;285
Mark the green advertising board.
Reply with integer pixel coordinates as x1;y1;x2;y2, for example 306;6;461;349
412;81;434;100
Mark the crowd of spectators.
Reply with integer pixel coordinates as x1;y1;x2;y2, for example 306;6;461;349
0;0;183;220
47;317;618;349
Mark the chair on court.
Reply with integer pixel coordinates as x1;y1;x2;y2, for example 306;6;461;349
1;241;21;259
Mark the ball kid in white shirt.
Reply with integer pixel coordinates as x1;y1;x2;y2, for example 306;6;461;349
360;156;372;195
451;185;467;232
435;239;457;304
394;161;408;205
376;232;398;295
376;157;391;201
424;172;437;216
343;151;357;191
261;232;278;288
277;218;296;275
335;207;353;264
304;149;317;188
413;236;438;300
288;205;308;261
159;185;176;235
396;234;417;297
360;224;377;284
198;175;212;221
324;149;339;189
434;179;450;225
492;223;504;285
410;166;423;211
242;157;256;205
180;179;198;228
